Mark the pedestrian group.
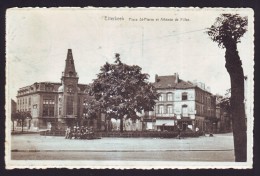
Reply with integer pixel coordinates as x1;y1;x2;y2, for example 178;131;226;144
65;126;95;139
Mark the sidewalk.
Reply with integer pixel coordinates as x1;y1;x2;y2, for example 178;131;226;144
11;133;234;151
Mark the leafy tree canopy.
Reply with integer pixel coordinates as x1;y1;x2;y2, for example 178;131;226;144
88;54;159;121
206;14;248;48
15;111;32;121
217;96;231;113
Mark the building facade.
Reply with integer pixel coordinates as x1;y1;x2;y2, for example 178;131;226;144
16;49;97;130
145;73;216;132
11;99;17;115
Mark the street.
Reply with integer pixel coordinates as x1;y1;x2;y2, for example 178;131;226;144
11;133;235;161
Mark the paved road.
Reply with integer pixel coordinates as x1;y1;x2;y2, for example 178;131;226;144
11;133;235;161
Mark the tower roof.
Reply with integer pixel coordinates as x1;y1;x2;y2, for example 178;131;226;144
63;49;78;77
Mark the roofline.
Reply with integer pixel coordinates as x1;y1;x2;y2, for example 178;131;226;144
155;86;212;95
18;82;62;90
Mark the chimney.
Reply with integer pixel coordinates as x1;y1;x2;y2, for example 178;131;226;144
175;73;179;83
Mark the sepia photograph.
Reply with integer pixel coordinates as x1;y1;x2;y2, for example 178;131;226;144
5;7;254;169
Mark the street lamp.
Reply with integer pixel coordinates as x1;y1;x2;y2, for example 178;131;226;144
83;100;89;127
83;112;88;127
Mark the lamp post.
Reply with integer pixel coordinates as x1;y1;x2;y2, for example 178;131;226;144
83;112;88;127
83;100;89;127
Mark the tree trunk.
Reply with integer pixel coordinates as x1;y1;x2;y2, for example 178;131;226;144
22;120;24;133
12;121;14;131
224;39;247;162
105;115;108;132
120;118;124;133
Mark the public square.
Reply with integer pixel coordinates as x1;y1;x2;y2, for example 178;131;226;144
11;133;235;161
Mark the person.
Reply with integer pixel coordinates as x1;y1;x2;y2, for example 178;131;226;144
88;127;95;139
76;126;81;139
177;126;181;139
71;126;77;139
80;126;85;139
65;127;70;139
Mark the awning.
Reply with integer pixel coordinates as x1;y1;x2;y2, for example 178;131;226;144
155;119;175;126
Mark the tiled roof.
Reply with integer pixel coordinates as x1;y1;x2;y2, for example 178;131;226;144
153;75;196;89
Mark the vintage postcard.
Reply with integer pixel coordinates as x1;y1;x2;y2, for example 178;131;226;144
5;7;254;169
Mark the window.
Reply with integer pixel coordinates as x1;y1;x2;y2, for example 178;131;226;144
159;94;163;101
167;105;173;114
196;104;199;114
29;97;31;105
182;92;188;100
69;71;73;77
45;86;54;92
43;99;55;116
167;93;173;101
59;107;62;115
67;96;73;115
159;105;164;114
182;104;188;117
83;99;88;106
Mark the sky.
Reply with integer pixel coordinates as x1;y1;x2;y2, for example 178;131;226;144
6;8;254;100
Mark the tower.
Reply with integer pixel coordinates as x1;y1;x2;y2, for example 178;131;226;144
58;49;79;126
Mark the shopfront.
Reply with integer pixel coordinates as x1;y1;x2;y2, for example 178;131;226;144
177;118;193;131
155;119;175;131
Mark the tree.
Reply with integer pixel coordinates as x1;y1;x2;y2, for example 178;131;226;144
89;54;159;132
217;95;232;132
16;111;32;132
206;14;248;162
11;112;18;131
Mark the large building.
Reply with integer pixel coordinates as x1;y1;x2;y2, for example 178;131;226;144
144;73;216;132
16;49;95;130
